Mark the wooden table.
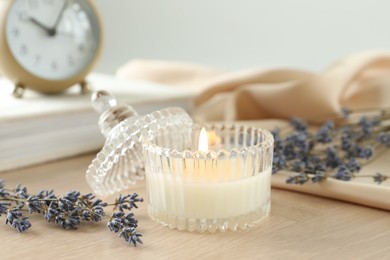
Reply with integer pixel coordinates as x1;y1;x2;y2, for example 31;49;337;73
1;154;389;260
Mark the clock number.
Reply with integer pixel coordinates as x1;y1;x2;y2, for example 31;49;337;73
20;45;28;55
28;0;39;9
18;12;29;22
51;61;58;70
78;44;85;52
35;55;41;64
68;55;75;66
11;27;20;37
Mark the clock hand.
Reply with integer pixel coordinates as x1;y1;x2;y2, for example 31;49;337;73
51;0;69;34
28;17;54;35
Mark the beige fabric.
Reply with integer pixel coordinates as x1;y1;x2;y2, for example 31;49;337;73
116;51;390;211
272;170;390;211
117;51;390;122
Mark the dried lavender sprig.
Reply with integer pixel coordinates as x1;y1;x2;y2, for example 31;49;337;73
0;181;143;246
6;208;32;233
273;107;390;185
107;211;143;246
112;193;144;211
107;194;144;246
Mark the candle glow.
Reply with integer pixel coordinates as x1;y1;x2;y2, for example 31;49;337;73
198;127;209;153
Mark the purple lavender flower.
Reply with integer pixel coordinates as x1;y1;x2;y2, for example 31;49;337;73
63;191;81;203
0;202;10;216
6;208;22;222
26;196;43;213
44;202;59;222
58;198;75;212
108;208;142;246
80;193;95;201
325;147;342;168
36;189;56;200
286;173;308;185
340;135;352;151
358;116;380;128
373;173;387;184
15;185;28;199
291;161;306;172
346;158;361;173
340;107;351;118
290;117;308;132
286;131;310;153
107;212;125;233
10;218;32;233
116;193;143;212
55;210;80;230
123;212;138;228
118;227;143;247
305;156;326;171
311;171;326;183
80;209;91;221
358;117;380;139
92;206;105;222
315;121;334;143
0;188;9;197
358;147;373;159
91;199;108;208
272;153;288;173
377;132;390;147
334;165;353;181
272;130;285;156
6;208;31;233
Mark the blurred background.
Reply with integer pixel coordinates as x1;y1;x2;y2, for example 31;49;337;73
94;0;390;74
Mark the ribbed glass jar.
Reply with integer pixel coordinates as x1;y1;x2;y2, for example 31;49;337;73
143;123;274;232
86;107;193;196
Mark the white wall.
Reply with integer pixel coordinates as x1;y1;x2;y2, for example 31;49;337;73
94;0;390;74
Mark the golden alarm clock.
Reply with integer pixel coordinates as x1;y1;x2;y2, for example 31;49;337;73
0;0;103;97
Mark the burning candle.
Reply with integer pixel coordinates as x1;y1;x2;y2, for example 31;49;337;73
144;124;273;232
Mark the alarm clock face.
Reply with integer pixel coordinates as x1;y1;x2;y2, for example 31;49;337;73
5;0;101;81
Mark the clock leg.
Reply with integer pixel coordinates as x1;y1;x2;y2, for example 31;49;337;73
79;80;91;95
12;83;25;98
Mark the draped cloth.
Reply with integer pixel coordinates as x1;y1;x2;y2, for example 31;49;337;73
116;51;390;211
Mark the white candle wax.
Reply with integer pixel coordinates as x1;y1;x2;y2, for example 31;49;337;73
146;167;271;219
144;124;273;231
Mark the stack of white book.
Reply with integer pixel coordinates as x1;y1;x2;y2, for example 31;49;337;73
0;73;196;172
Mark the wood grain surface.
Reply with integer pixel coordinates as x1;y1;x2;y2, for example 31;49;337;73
0;154;389;260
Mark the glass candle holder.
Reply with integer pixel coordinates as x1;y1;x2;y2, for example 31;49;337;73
143;123;274;232
86;91;193;196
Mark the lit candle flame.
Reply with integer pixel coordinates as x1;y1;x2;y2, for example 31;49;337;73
198;127;209;153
